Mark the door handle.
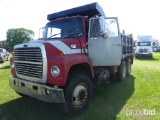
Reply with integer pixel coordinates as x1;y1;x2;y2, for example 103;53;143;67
113;44;121;46
86;42;91;46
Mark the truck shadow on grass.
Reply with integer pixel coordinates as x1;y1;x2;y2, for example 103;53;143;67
0;75;135;120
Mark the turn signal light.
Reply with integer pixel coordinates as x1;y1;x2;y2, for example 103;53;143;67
60;51;64;57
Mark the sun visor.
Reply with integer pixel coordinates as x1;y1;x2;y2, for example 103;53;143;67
47;2;106;21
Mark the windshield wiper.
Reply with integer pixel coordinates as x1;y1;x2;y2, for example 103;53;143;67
63;32;82;38
48;33;61;39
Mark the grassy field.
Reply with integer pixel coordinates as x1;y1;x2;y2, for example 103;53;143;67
0;53;160;120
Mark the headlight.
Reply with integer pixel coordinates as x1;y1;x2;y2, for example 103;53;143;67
11;62;15;69
51;66;60;77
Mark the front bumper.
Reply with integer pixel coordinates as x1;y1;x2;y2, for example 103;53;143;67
135;53;152;57
9;76;65;103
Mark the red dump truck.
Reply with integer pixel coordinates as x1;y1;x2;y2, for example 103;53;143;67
9;2;134;116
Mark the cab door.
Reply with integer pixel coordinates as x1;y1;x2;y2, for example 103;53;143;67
88;17;122;66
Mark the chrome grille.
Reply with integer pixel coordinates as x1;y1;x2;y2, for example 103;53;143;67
14;48;42;62
14;47;43;78
139;49;147;53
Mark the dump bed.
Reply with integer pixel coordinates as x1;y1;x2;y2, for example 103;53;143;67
121;34;134;57
47;2;106;21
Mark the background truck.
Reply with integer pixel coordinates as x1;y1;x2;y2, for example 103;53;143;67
9;2;134;116
135;35;153;58
0;48;9;63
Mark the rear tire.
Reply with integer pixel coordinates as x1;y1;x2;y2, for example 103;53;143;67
59;73;93;116
126;59;132;76
117;61;127;81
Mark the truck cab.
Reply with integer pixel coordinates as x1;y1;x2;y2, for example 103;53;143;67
135;35;153;58
44;15;122;66
9;2;134;116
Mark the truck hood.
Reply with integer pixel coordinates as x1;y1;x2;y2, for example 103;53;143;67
15;39;82;55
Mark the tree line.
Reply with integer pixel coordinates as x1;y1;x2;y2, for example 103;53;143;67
0;28;34;49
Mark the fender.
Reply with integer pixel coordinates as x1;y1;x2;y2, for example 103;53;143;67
63;53;94;84
44;42;94;86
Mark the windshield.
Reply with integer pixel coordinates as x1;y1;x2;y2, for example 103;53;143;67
44;17;84;39
138;42;151;46
0;49;2;53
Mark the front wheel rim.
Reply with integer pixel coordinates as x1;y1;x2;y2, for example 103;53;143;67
72;83;88;108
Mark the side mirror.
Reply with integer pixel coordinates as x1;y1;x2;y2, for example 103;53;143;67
99;16;105;33
38;27;45;39
99;16;108;38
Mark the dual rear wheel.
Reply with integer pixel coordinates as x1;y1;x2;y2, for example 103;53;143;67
116;59;132;81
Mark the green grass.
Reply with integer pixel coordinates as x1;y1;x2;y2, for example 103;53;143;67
0;53;160;120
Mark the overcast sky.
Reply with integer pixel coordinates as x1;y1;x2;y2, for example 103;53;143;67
0;0;160;40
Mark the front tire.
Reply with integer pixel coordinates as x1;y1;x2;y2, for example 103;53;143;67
60;74;93;116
